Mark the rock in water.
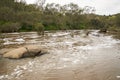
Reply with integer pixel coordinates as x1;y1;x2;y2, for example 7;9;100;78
22;45;42;58
3;45;48;59
3;47;27;59
99;29;107;33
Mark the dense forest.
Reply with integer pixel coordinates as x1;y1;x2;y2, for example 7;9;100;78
0;0;120;33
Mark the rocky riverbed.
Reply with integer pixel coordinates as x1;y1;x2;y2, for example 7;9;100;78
0;30;120;80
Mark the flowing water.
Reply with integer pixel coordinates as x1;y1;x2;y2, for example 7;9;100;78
0;30;120;80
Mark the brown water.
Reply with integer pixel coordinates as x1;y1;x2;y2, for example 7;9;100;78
0;30;120;80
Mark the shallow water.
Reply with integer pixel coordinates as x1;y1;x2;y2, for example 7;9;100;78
0;30;120;80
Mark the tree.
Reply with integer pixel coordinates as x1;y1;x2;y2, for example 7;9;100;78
35;0;46;11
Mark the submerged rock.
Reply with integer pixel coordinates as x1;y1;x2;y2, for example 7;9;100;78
99;29;107;33
3;45;48;59
72;41;87;46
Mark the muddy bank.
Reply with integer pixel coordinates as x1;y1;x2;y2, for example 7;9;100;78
0;30;120;80
104;28;120;39
108;31;120;39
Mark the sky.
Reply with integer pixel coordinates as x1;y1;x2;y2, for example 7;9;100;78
25;0;120;15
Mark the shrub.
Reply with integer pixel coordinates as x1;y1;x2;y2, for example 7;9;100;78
0;22;20;33
34;23;44;35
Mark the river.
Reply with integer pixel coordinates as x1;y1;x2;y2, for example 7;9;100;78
0;30;120;80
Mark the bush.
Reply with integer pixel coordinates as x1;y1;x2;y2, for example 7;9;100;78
0;22;20;33
44;25;59;30
108;26;120;32
34;23;44;35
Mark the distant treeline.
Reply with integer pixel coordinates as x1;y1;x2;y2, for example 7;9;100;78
0;0;120;33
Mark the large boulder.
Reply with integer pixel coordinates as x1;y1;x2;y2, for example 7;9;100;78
3;45;48;59
3;47;27;59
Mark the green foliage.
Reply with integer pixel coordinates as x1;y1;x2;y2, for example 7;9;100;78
0;0;41;32
108;26;120;32
0;0;120;33
115;14;120;27
0;22;20;32
34;23;44;35
89;19;105;29
44;25;59;30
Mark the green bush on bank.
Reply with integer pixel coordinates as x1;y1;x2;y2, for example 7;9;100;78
34;23;44;35
0;22;20;33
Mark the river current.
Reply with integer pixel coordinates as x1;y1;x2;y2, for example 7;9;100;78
0;30;120;80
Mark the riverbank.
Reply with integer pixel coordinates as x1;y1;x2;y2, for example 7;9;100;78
108;28;120;39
